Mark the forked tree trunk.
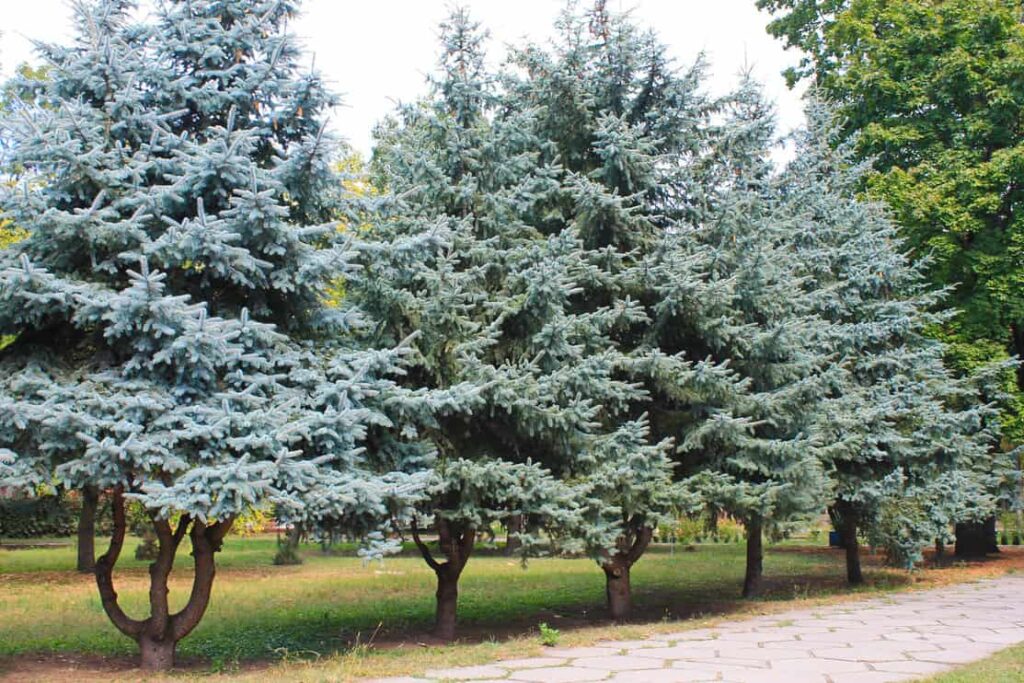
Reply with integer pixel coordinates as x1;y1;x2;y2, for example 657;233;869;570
94;487;233;671
77;486;99;573
412;518;475;642
839;509;863;585
742;517;763;598
601;526;653;621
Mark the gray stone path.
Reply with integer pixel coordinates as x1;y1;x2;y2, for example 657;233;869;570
369;575;1024;683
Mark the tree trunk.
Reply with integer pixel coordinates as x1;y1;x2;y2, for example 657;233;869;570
77;486;99;573
840;511;863;585
503;514;524;556
600;526;652;620
603;558;632;620
956;518;999;558
412;518;474;642
742;518;763;598
93;488;232;671
935;538;945;563
434;565;461;641
139;635;176;671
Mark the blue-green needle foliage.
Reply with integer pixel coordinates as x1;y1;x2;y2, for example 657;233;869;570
0;0;423;667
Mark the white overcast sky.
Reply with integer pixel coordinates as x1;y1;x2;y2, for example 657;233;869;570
0;0;807;158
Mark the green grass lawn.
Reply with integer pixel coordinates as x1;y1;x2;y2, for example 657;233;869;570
927;643;1024;683
1;535;1020;680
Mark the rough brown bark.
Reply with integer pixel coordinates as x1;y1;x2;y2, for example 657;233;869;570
603;558;632;620
600;526;653;621
95;487;145;641
839;509;863;585
139;634;176;671
94;487;233;671
77;486;99;573
742;517;763;598
412;518;475;642
434;565;461;642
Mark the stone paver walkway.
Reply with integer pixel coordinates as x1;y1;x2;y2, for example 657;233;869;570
369;575;1024;683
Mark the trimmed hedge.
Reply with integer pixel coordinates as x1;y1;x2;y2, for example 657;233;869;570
0;492;112;539
0;496;77;538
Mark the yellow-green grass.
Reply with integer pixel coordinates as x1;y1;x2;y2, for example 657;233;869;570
925;643;1024;682
1;536;1021;681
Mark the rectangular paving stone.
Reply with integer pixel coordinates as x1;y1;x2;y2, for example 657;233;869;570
808;645;919;662
871;659;955;676
718;671;829;683
631;643;722;660
883;632;971;645
713;631;802;644
573;655;666;671
497;657;570;670
508;666;608;683
827;672;914;683
423;665;512;680
912;645;1004;664
677;654;771;670
539;646;622;659
598;639;671;650
657;629;719;642
767;657;871;676
609;670;720;683
723;646;810;662
965;628;1024;645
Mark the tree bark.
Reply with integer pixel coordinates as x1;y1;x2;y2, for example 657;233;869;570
839;509;863;585
503;514;524;556
95;488;145;642
94;487;232;671
412;518;475;642
600;526;652;621
434;564;461;642
955;518;999;558
139;634;176;672
742;517;763;598
77;486;99;573
603;558;631;620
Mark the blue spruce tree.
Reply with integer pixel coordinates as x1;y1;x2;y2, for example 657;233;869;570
657;77;834;598
0;0;412;669
781;99;1009;576
503;0;710;618
357;9;626;638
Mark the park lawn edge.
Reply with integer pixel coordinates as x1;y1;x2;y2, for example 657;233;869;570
35;552;1018;683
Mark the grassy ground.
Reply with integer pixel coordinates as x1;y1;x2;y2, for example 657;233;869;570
926;643;1024;682
1;535;1022;681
